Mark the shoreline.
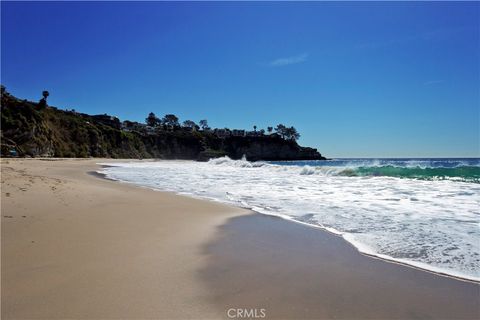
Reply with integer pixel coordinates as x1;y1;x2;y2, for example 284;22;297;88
98;162;479;284
254;212;480;284
200;213;479;319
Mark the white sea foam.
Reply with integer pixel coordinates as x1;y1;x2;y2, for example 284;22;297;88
99;158;480;282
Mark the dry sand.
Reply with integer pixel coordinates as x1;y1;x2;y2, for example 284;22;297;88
1;158;246;319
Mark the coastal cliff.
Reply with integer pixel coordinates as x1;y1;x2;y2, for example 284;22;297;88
1;90;326;161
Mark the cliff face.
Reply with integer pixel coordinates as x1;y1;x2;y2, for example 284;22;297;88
1;95;148;158
1;92;326;161
221;136;323;161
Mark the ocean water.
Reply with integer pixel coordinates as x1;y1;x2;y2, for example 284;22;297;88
99;158;480;282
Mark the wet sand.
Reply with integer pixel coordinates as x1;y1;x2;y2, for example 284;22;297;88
200;214;480;319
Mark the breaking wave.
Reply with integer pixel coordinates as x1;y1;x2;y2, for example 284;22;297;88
210;156;480;183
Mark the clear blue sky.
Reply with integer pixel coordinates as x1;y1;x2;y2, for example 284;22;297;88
2;1;479;158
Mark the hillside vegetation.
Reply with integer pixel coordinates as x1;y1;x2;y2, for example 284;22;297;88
1;88;325;161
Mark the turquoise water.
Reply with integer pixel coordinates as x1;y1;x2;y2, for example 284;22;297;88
270;158;480;183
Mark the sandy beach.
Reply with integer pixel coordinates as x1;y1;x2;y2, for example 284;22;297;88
1;158;246;319
1;159;479;319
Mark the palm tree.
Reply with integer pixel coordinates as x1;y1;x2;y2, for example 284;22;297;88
253;125;257;132
38;90;49;109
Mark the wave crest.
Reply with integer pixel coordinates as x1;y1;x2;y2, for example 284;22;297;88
207;155;269;168
208;157;480;183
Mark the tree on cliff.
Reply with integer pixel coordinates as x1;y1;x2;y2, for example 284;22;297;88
162;114;179;127
38;90;50;109
182;120;197;129
285;126;300;141
146;112;161;127
274;124;300;141
199;119;209;130
275;124;287;138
